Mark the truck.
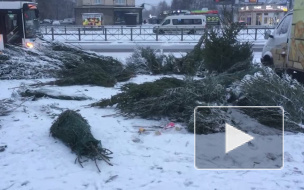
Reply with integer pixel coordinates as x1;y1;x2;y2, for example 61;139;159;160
261;1;304;77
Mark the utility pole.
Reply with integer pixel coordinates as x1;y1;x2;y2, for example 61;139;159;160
56;0;59;20
234;0;239;22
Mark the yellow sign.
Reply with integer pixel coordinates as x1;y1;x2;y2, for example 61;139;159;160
207;16;219;22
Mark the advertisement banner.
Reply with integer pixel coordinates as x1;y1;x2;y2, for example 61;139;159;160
82;13;103;26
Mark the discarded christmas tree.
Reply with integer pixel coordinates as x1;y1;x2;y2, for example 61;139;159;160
50;110;113;172
90;77;227;133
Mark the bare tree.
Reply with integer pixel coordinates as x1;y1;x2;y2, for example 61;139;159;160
190;0;217;10
218;5;234;26
37;0;75;20
171;0;193;10
142;1;171;19
157;1;170;13
171;0;219;10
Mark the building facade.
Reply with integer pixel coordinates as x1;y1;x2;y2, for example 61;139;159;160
237;0;289;26
238;4;288;26
75;0;143;25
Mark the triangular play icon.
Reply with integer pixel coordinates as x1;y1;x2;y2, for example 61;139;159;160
225;123;254;153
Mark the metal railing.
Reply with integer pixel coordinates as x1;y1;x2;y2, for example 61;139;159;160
40;25;275;42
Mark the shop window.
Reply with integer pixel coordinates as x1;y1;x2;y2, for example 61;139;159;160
264;17;268;24
256;13;262;25
115;0;126;5
94;0;103;4
247;17;251;25
270;18;274;25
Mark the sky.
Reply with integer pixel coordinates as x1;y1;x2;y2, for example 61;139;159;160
135;0;172;6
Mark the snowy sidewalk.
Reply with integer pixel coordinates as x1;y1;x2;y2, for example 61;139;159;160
0;76;304;190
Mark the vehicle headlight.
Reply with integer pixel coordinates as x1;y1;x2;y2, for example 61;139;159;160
26;42;34;48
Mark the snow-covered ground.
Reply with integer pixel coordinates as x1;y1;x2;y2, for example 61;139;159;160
1;53;304;190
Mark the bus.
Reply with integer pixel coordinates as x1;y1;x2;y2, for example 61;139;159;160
0;1;40;48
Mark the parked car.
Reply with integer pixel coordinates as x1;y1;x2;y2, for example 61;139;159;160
62;18;75;24
52;20;61;25
43;19;52;24
237;20;247;28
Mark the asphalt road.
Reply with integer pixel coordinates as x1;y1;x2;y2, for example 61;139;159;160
68;43;264;52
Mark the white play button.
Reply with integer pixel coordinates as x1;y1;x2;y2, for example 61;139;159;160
225;123;254;154
195;107;283;169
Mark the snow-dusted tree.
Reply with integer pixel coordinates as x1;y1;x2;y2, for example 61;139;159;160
235;68;304;133
50;110;113;172
201;21;253;73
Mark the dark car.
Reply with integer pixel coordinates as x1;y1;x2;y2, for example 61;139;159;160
237;21;247;28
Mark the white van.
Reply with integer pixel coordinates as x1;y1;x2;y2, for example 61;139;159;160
152;15;206;34
261;12;293;71
261;8;304;76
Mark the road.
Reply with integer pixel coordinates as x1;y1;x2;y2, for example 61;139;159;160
68;42;265;52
